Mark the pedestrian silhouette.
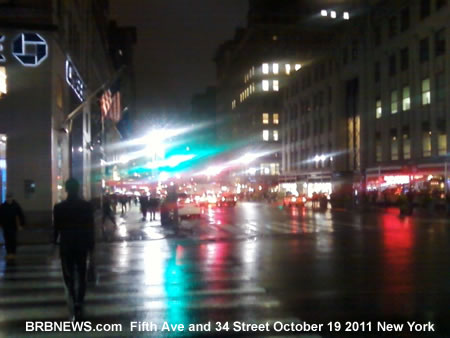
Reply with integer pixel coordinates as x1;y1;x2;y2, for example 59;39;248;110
53;178;95;321
0;193;25;260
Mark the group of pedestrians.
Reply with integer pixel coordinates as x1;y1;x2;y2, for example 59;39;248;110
139;193;160;221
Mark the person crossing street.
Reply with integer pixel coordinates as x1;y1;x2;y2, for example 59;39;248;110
0;193;25;259
53;178;95;321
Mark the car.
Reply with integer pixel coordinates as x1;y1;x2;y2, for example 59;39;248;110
217;194;237;207
177;194;202;219
283;194;307;207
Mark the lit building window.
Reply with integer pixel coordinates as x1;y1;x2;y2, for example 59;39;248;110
402;86;410;111
273;63;279;74
273;113;279;124
422;130;432;157
252;66;255;76
285;64;291;75
262;63;269;74
330;11;337;18
0;66;6;95
391;90;398;114
295;64;301;71
273;80;279;91
343;12;350;20
273;130;279;141
252;83;255;93
262;113;269;124
422;78;430;105
262;80;269;91
438;133;447;156
321;10;328;16
270;163;280;175
263;130;269;141
376;98;382;119
231;100;236;110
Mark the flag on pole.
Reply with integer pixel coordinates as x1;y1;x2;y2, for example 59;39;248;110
99;80;121;122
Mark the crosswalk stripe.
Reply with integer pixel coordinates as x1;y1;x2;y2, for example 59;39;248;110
0;286;267;305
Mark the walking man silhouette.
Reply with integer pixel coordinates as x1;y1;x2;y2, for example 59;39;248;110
53;178;95;321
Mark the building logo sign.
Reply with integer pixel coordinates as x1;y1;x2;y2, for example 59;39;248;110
65;59;86;101
0;33;48;66
12;33;48;67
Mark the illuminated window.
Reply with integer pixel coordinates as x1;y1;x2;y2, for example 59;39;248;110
376;98;382;119
252;66;255;76
285;64;291;75
295;64;301;71
321;9;328;16
0;66;6;95
231;100;236;110
343;12;350;20
330;11;336;18
438;133;447;156
273;113;279;124
273;130;279;141
273;63;279;74
391;90;398;114
262;113;269;124
273;80;279;91
402;86;410;111
262;80;269;91
270;163;280;175
262;130;269;141
422;78;430;105
252;83;255;93
262;63;269;74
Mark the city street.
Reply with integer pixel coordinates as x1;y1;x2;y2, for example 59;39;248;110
0;202;449;337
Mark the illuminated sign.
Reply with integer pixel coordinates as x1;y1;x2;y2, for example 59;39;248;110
65;59;86;101
383;175;410;185
0;35;5;62
12;33;48;66
0;66;6;95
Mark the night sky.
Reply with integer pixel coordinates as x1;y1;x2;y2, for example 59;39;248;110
110;0;248;118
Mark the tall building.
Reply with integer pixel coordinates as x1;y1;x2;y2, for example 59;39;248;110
214;1;303;189
0;1;120;225
282;0;450;197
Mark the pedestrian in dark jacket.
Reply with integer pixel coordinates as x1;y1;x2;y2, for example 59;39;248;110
0;193;25;259
139;195;148;221
53;178;95;321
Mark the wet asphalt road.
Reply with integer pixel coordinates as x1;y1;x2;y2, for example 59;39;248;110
0;202;449;337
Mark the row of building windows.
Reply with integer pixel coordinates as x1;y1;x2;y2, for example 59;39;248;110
244;66;255;83
375;76;443;118
262;63;301;75
373;32;446;82
373;0;447;46
262;79;279;91
375;126;447;162
262;113;279;125
262;130;279;141
240;83;256;102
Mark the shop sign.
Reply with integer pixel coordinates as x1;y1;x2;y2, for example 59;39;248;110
0;33;48;67
383;175;410;185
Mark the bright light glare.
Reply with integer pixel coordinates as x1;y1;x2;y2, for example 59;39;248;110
321;10;327;16
330;11;336;18
343;12;350;20
159;171;170;182
295;64;301;71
